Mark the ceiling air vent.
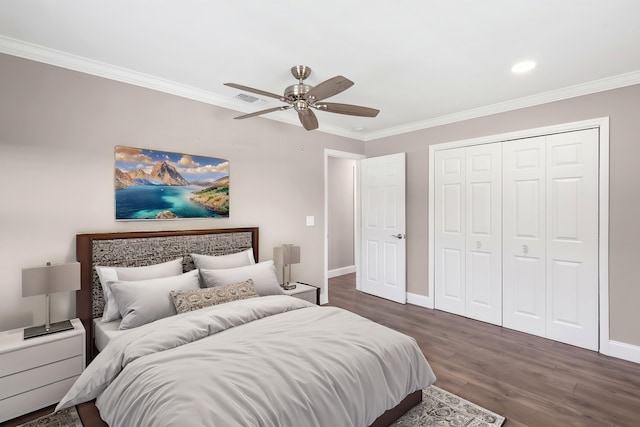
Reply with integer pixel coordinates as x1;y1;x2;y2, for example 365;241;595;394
235;93;262;103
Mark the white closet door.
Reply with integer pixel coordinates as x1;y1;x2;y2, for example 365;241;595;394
465;144;502;325
545;129;599;350
503;136;547;337
434;148;466;316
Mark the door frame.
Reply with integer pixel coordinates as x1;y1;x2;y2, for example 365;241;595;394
428;117;610;353
324;149;366;305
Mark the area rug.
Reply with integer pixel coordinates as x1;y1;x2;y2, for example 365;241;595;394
15;407;81;427
392;386;505;427
17;386;504;427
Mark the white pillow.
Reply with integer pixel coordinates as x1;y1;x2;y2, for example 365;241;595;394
200;260;284;296
191;249;256;270
110;270;200;330
95;258;183;322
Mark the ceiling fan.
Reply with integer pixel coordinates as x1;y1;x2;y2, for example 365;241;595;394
225;65;380;131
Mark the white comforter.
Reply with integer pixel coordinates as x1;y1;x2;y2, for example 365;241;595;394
57;296;436;427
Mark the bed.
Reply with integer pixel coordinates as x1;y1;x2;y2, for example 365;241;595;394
62;228;436;427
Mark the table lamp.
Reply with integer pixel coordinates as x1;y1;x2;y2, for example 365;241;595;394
22;261;81;339
273;244;300;290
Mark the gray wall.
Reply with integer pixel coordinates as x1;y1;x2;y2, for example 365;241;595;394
364;83;640;347
328;157;355;271
0;53;363;331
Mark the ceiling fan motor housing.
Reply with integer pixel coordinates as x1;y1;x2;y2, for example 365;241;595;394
284;84;311;102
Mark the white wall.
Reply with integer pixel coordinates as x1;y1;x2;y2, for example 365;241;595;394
328;157;355;271
0;54;363;331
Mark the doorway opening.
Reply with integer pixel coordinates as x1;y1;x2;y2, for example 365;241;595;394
323;150;364;305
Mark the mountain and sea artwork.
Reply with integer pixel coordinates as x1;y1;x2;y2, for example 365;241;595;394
115;146;229;220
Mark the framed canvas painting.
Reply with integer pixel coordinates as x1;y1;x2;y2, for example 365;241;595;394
115;146;229;220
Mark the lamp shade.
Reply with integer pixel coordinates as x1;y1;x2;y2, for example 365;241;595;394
22;262;81;297
286;245;300;264
273;244;300;266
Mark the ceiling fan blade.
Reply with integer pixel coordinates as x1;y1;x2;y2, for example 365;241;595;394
234;106;290;120
298;109;319;131
313;102;380;117
305;76;354;102
224;83;284;101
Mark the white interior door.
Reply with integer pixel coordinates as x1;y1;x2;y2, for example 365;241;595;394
503;136;547;337
434;148;466;315
360;153;406;303
465;144;502;325
545;129;599;350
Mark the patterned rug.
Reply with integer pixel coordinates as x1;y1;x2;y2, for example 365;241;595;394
392;386;505;427
17;386;504;427
15;407;81;427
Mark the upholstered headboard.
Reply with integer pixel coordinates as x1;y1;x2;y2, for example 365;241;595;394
76;227;259;362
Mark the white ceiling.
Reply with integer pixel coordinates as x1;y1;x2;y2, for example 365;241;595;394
1;0;639;141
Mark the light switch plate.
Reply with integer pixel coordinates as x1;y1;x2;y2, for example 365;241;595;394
306;216;315;226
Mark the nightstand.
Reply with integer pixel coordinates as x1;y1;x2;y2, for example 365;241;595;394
283;283;320;305
0;318;85;423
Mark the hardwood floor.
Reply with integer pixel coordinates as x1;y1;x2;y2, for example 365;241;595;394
329;273;640;427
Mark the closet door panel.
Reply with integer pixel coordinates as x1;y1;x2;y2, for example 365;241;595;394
465;144;502;325
434;148;466;315
546;129;599;350
503;137;546;337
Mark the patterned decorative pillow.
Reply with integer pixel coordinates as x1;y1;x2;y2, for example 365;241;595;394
170;279;259;314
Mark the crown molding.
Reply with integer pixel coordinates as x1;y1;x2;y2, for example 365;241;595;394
363;70;640;141
1;35;637;143
0;35;366;141
0;35;246;112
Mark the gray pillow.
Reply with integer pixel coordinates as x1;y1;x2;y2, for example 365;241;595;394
191;249;256;269
170;279;259;314
95;258;184;322
199;260;284;296
110;270;200;330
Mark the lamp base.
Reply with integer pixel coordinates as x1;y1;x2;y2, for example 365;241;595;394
282;282;297;290
24;320;74;340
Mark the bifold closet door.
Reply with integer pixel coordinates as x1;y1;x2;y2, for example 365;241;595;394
435;144;502;324
434;148;466;316
503;129;599;350
465;144;502;325
502;136;547;337
545;129;599;351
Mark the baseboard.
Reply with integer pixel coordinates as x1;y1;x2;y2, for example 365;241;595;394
606;340;640;364
406;292;433;309
328;265;356;278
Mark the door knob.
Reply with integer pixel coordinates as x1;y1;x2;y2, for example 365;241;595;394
392;233;406;239
522;244;529;254
476;241;482;249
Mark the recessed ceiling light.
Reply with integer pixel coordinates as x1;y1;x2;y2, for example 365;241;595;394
511;60;537;73
353;127;366;131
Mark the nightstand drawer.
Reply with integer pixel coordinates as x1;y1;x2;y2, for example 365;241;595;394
0;376;78;423
0;334;82;377
0;355;83;400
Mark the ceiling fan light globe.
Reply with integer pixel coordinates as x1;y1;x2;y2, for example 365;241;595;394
294;100;308;112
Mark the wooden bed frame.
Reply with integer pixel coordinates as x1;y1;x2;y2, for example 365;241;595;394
74;227;421;427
